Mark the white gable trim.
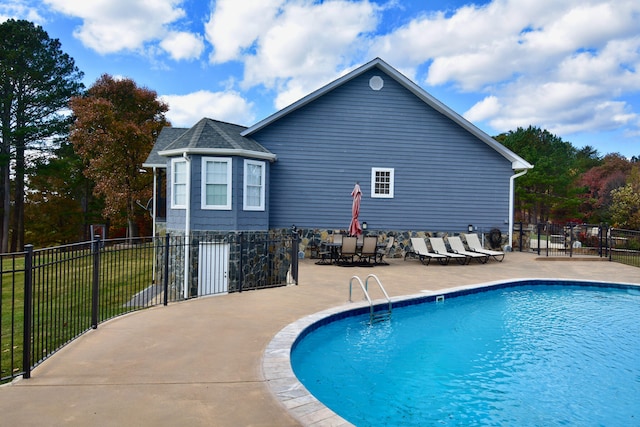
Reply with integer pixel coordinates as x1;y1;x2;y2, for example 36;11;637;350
241;58;532;171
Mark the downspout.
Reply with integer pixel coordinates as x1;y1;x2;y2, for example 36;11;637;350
183;153;191;299
151;167;157;237
151;167;157;284
508;169;528;250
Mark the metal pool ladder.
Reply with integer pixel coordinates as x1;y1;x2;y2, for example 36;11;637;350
349;274;392;324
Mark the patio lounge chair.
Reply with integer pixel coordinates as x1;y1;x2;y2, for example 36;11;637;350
405;237;449;265
462;233;505;262
428;237;469;265
358;236;378;264
338;236;358;265
376;236;395;264
446;236;489;264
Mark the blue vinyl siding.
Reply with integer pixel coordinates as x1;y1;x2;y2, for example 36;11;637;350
252;68;512;233
166;156;269;232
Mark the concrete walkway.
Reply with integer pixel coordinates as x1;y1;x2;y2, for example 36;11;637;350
1;252;638;426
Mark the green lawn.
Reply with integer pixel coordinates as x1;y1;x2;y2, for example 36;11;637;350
610;250;640;268
1;256;26;380
2;245;156;382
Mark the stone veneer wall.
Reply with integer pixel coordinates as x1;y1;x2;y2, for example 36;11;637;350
155;229;296;299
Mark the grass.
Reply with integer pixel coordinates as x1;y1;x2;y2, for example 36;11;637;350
1;255;26;381
1;245;156;382
610;251;640;268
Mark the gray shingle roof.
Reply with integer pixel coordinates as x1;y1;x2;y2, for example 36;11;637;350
159;118;275;160
143;127;188;167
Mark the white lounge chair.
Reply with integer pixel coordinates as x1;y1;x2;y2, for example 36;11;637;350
446;236;489;264
462;233;505;262
428;237;469;265
406;237;449;265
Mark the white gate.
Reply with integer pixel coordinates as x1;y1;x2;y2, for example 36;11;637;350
198;242;229;296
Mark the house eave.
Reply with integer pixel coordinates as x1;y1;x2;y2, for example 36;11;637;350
158;148;277;162
511;160;534;170
142;162;166;169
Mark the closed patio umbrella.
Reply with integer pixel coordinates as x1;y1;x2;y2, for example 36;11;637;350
349;183;362;236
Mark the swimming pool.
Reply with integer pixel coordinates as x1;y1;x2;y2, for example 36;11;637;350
274;280;640;426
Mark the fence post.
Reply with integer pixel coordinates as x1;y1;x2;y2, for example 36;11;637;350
23;245;34;379
598;224;604;258
536;223;541;256
569;223;574;258
518;222;523;252
238;233;244;292
545;224;549;257
291;228;299;285
91;236;101;329
163;234;170;306
609;227;613;262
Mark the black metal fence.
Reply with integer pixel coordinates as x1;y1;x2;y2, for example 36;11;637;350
608;228;640;267
1;232;298;383
513;223;640;267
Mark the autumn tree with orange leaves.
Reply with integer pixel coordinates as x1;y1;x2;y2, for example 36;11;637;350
70;75;169;238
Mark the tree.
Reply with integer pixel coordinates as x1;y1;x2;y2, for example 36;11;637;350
0;19;84;251
609;166;640;229
496;126;589;223
25;140;104;246
69;75;169;238
576;153;631;223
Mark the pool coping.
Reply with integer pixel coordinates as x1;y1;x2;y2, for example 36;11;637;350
261;277;640;426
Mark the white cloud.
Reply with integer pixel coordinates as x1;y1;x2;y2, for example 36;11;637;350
205;0;379;108
200;0;640;141
44;0;186;54
361;0;640;141
160;31;204;61
30;0;640;149
161;90;255;127
464;96;501;122
467;78;639;137
0;0;46;23
205;0;286;63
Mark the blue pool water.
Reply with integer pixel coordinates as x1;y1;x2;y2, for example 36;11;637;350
291;283;640;426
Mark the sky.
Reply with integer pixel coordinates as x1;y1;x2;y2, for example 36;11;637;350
2;0;640;158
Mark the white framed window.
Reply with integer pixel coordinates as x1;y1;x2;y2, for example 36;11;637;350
371;167;394;198
201;157;232;210
243;159;265;211
171;158;187;209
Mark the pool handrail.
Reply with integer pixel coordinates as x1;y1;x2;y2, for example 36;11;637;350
366;274;392;317
348;275;370;304
348;274;392;323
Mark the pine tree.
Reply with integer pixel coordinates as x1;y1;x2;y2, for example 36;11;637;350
0;19;84;251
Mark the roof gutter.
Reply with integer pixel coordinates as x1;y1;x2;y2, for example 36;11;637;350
508;168;529;250
159;148;277;162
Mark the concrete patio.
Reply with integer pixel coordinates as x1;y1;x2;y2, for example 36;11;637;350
1;252;638;426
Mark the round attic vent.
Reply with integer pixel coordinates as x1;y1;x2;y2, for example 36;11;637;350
369;75;384;91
